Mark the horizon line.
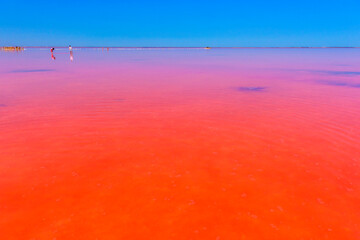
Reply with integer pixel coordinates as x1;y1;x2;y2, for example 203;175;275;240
2;46;360;49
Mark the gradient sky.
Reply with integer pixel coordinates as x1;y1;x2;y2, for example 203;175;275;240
1;0;359;47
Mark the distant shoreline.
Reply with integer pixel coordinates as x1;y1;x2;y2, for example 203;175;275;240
2;46;360;49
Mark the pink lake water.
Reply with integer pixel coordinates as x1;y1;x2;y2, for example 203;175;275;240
0;48;359;239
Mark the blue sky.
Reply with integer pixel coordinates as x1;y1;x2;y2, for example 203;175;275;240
1;0;359;47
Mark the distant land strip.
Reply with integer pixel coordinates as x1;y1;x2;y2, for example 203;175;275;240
2;46;360;50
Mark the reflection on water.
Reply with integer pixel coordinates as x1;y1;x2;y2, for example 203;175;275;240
317;80;360;88
0;49;359;240
51;51;56;60
10;68;54;73
236;86;267;92
313;70;360;76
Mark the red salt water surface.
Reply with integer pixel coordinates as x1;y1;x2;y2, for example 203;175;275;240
0;48;359;239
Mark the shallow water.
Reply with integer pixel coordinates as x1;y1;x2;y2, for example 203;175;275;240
0;48;359;239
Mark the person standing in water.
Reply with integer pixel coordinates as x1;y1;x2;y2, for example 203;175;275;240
69;45;72;51
50;48;55;60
